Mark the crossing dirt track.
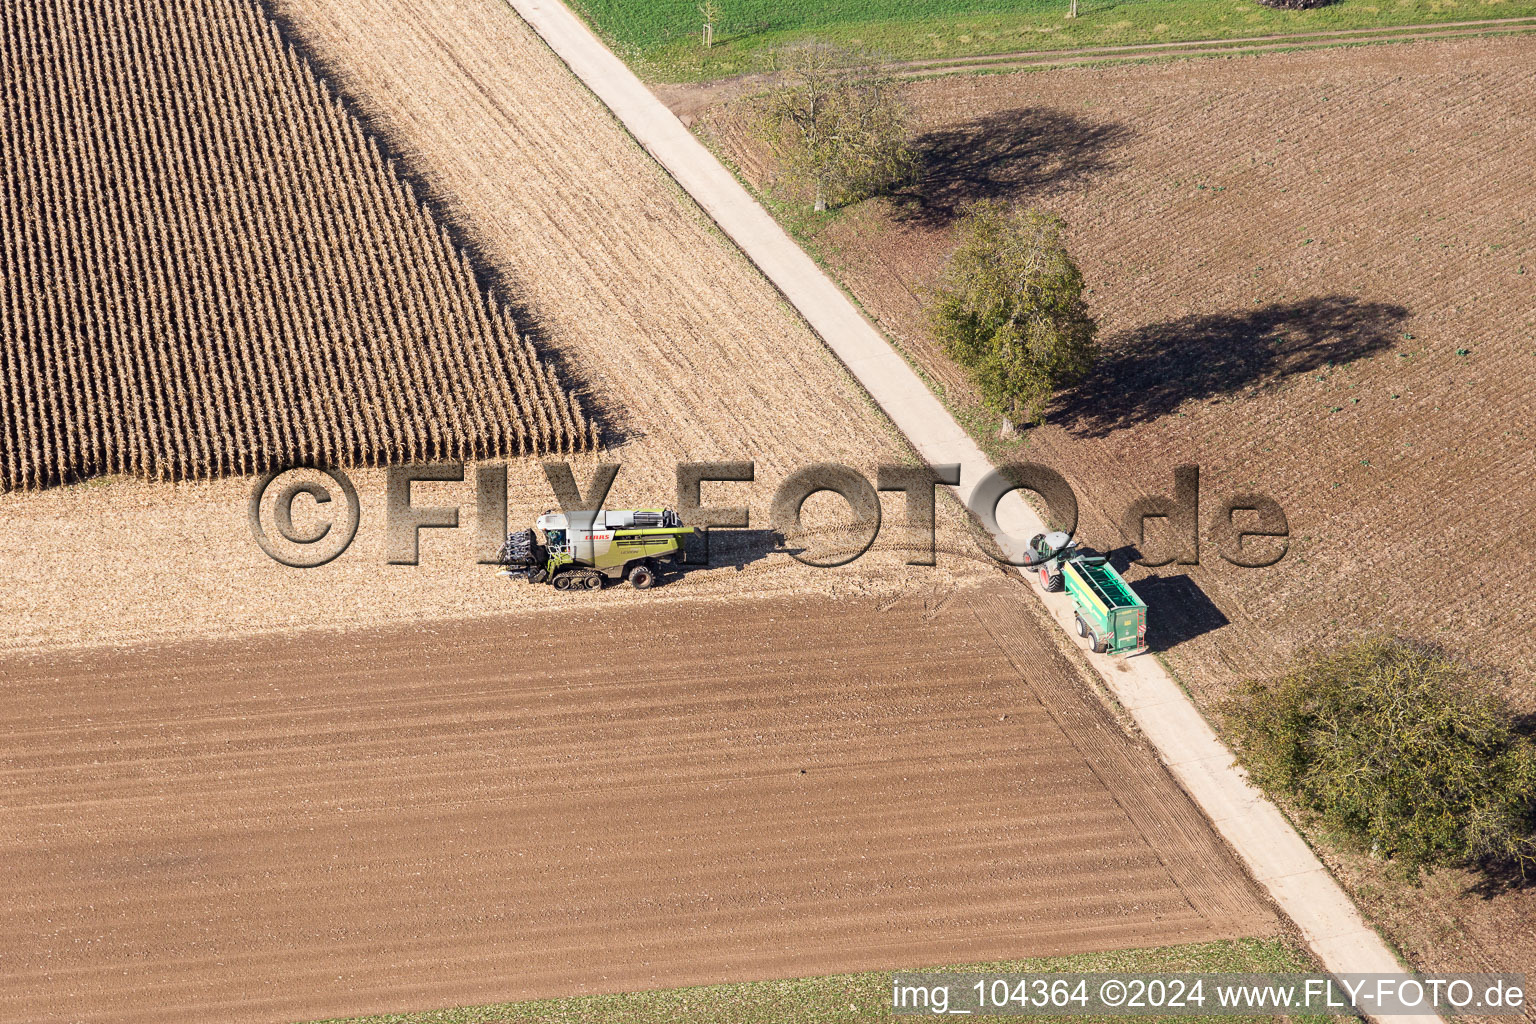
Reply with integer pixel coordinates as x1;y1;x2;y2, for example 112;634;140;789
0;582;1276;1024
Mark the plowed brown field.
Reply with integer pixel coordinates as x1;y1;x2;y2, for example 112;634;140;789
705;35;1536;705
699;32;1536;990
0;581;1275;1024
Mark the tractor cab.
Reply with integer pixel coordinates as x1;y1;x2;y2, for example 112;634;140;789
1027;531;1074;564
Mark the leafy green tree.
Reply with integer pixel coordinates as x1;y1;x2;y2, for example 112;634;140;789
758;42;915;211
1228;636;1536;878
929;201;1097;428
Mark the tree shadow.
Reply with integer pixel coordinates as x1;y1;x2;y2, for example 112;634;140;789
893;107;1132;227
1128;574;1231;653
1055;296;1410;437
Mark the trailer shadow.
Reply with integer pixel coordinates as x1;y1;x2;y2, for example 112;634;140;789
1128;574;1230;652
893;107;1132;228
1054;296;1410;438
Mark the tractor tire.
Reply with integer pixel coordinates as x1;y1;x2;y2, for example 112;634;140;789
1040;567;1062;592
552;573;573;591
628;563;656;590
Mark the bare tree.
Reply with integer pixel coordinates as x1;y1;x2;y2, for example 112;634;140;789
758;42;915;212
698;1;719;49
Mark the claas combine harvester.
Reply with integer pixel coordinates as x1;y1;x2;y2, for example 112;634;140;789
498;509;693;591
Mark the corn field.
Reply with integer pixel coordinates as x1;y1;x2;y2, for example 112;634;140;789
0;0;595;492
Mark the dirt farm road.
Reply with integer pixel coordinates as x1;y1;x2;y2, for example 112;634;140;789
0;582;1276;1024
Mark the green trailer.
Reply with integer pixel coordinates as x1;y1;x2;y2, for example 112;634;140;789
1062;555;1147;656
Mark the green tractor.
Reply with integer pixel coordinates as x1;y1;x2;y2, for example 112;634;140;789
498;509;693;591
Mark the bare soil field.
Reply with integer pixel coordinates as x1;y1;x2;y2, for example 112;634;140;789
0;0;993;654
700;33;1536;986
0;581;1277;1024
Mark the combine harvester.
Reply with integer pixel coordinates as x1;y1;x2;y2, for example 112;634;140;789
498;509;692;591
1025;532;1147;656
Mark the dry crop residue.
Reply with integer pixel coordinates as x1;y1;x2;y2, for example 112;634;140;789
0;581;1278;1024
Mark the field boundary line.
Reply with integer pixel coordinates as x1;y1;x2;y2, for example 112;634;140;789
904;24;1536;76
507;2;1437;1019
893;14;1536;72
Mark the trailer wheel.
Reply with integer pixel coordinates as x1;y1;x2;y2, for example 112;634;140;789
628;563;656;590
1090;632;1108;655
1075;614;1088;638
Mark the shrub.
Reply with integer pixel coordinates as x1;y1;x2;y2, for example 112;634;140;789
928;201;1097;426
1255;0;1336;8
1227;637;1536;878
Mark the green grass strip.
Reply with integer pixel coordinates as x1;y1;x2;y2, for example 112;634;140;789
567;0;1536;81
302;937;1331;1024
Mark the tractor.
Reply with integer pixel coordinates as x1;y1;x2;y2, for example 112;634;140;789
1022;532;1148;656
497;508;692;591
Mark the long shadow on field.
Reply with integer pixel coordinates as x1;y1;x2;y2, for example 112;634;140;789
1129;574;1230;652
1056;296;1410;437
682;528;791;573
894;107;1131;227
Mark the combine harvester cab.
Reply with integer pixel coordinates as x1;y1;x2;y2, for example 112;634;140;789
1063;556;1147;656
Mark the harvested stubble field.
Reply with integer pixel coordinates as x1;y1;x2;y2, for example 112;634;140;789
699;32;1536;985
0;0;591;493
0;581;1278;1024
